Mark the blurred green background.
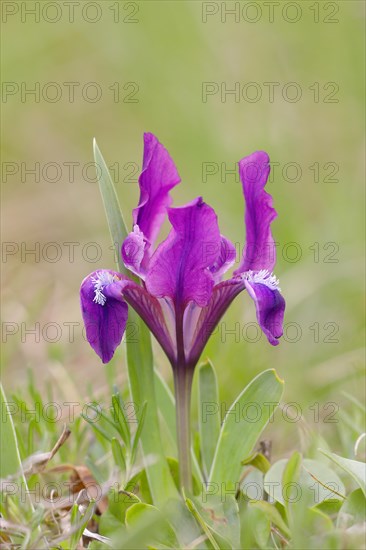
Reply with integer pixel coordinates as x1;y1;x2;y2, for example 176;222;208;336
2;1;364;457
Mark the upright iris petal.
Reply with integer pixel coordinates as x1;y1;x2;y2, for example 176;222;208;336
134;132;181;251
145;197;221;308
234;151;285;345
235;151;277;274
121;133;181;276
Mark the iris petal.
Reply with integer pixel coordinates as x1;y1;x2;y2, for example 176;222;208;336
145;197;221;308
244;280;285;346
80;270;128;364
133;133;181;258
80;269;176;363
121;281;176;364
121;225;146;278
210;235;237;282
187;277;245;366
235;151;277;274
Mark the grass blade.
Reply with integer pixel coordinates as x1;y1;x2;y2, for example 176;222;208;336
0;383;24;478
131;401;147;464
111;393;131;448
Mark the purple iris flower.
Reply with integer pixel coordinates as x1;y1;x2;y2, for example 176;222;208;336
80;133;285;368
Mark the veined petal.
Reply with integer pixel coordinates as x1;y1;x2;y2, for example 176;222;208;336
121;281;176;364
121;225;147;278
244;272;285;346
133;133;181;254
209;235;237;282
145;197;221;308
81;269;176;364
187;277;245;366
80;270;128;364
183;301;202;358
235;151;277;274
186;270;285;364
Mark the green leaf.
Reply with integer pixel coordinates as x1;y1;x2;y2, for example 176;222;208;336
209;369;284;490
69;500;95;550
320;449;366;496
264;458;346;506
241;503;271;549
110;501;188;549
337;488;366;529
125;316;178;505
184;496;221;549
110;487;141;520
187;492;241;549
99;511;124;539
282;451;302;506
111;393;131;448
99;487;140;537
314;498;342;516
93;139;128;275
250;501;291;539
131;401;147;464
198;360;221;479
111;437;127;471
0;383;24;479
241;452;271;474
240;468;264;501
81;406;115;442
127;467;153;505
125;503;179;548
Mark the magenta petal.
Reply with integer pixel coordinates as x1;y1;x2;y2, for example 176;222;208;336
121;225;146;278
187;277;245;365
244;281;285;346
80;270;128;363
210;235;237;282
235;151;277;274
121;281;176;364
134;133;181;252
145;197;221;308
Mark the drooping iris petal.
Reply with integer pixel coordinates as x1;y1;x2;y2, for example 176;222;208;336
209;235;237;283
244;279;285;346
133;133;181;254
187;277;245;366
80;270;128;363
120;280;176;364
235;151;277;274
145;197;221;308
121;225;146;278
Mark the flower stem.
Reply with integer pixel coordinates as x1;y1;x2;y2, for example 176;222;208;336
173;363;194;493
